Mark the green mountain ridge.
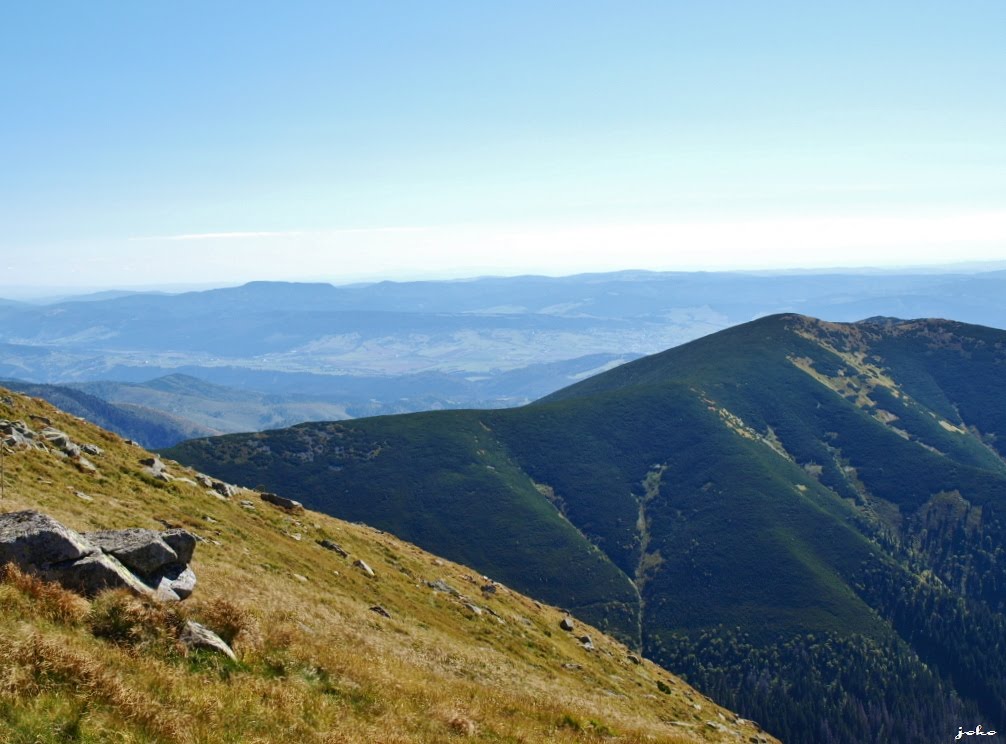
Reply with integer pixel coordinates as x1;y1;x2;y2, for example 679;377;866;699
167;313;1006;744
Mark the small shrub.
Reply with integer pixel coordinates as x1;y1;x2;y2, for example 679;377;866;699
191;597;252;646
87;589;186;655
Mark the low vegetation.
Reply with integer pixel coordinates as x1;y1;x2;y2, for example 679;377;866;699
169;314;1006;744
0;388;766;742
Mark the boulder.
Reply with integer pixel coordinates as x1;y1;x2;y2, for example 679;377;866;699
49;552;155;597
40;427;71;449
75;456;98;474
195;474;214;489
139;456;164;471
180;621;236;661
151;564;197;600
354;559;375;577
317;539;348;557
161;529;197;565
81;443;104;457
260;492;304;513
427;578;460;596
559;616;574;632
83;528;179;576
0;510;97;567
212;481;238;499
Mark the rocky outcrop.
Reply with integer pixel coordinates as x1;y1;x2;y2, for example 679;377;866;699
0;510;198;601
0;510;96;566
1;420;103;471
84;528;179;575
260;492;304;513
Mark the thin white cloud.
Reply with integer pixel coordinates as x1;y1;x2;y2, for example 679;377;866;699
130;227;428;241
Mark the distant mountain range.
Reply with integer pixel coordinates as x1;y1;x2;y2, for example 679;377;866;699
167;314;1006;744
3;271;1006;425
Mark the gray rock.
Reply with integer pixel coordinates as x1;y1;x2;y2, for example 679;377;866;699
464;602;483;616
150;564;197;600
260;492;304;513
212;480;238;499
49;552;155;597
317;539;348;557
84;528;179;575
62;441;82;458
427;578;460;595
0;510;97;567
354;559;375;577
628;653;642;665
161;529;197;565
559;616;574;632
75;456;97;474
180;621;236;661
139;456;164;471
40;427;71;448
578;634;594;650
195;474;214;488
81;443;103;457
481;583;498;595
1;395;14;407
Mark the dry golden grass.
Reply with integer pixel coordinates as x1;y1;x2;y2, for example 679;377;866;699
0;388;776;743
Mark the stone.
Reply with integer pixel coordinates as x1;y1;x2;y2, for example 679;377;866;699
75;456;97;474
559;616;574;632
195;474;213;488
628;654;642;665
84;528;179;575
578;634;594;650
260;492;305;513
139;456;164;471
0;510;97;567
40;427;71;448
464;602;483;616
80;443;103;457
150;564;197;599
212;481;238;499
239;500;255;510
354;559;375;577
161;529;197;565
427;578;460;595
74;491;94;502
50;552;155;597
481;583;498;595
369;605;391;618
317;539;348;557
180;620;236;661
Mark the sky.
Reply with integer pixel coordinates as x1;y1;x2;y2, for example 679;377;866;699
2;1;1005;290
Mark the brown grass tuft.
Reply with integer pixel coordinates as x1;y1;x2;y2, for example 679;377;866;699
0;631;188;742
446;713;477;737
190;596;253;646
0;562;89;625
87;588;187;655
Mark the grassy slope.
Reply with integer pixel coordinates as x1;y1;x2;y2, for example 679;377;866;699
165;313;1006;741
0;388;774;744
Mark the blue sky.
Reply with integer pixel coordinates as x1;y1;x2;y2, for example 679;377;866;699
2;1;1005;289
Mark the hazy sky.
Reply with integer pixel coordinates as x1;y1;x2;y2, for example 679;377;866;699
2;1;1005;289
